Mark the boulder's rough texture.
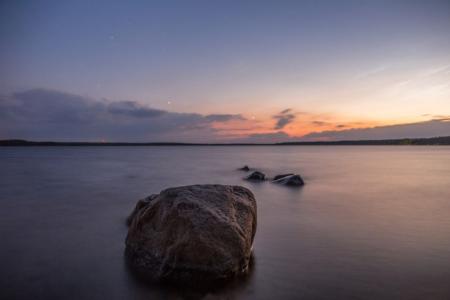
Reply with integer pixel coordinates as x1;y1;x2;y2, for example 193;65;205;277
245;171;265;181
126;194;158;226
239;165;250;172
272;174;304;186
273;173;294;181
125;184;257;284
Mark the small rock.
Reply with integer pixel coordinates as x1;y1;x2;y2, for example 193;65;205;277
273;173;294;181
239;165;250;171
245;171;265;181
272;174;304;186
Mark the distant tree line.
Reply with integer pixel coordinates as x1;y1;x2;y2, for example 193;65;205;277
1;136;450;146
278;136;450;146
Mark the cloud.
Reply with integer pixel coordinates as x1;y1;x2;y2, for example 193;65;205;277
273;109;296;130
430;115;450;121
0;88;245;142
204;114;246;122
301;119;450;141
311;120;330;126
107;101;166;118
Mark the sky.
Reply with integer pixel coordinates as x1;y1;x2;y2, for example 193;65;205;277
1;0;449;142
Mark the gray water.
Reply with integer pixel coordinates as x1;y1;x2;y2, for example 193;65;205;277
1;146;450;299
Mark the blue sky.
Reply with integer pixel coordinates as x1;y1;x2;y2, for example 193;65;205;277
1;0;449;142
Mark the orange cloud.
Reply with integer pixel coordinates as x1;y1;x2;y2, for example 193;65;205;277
211;109;387;141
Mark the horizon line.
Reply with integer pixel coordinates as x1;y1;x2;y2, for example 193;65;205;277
1;136;450;146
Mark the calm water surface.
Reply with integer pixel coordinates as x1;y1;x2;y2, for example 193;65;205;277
1;146;450;299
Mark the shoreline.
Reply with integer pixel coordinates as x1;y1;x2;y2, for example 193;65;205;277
1;136;450;146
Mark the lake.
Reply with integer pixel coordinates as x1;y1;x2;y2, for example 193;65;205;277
1;146;450;299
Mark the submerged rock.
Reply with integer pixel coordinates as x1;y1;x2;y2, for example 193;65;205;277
125;184;257;284
239;165;250;171
245;171;265;181
273;173;294;181
272;174;304;186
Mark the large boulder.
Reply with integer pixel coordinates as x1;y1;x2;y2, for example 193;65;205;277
245;171;265;181
272;174;304;186
126;194;158;226
125;184;257;284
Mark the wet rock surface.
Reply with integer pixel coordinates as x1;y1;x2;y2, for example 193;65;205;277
245;171;266;181
125;184;257;284
272;174;304;186
273;173;294;181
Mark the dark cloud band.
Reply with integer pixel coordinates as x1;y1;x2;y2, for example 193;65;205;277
0;88;245;142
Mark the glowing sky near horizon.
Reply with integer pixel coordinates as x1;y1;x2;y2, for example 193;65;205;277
0;0;449;142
